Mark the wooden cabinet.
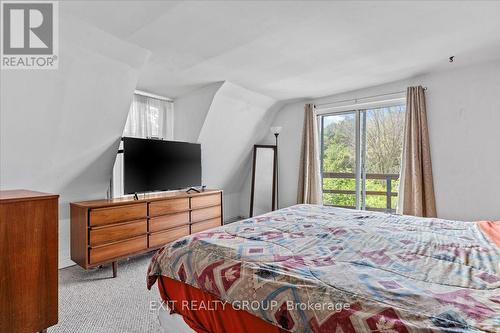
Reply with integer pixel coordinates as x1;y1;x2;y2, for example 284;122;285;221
89;236;148;265
192;217;222;233
149;225;190;248
89;219;147;246
71;190;222;277
191;205;222;222
150;212;189;232
150;198;189;216
89;203;147;226
0;189;59;333
191;193;221;209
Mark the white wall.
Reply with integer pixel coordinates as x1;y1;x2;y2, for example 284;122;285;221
423;61;500;221
174;82;223;142
236;100;287;218
0;14;150;268
261;102;307;210
197;82;277;219
267;59;500;221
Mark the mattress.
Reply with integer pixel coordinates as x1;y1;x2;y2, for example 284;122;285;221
148;204;500;332
157;276;287;333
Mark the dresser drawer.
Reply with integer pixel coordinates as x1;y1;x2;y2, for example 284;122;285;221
150;212;189;232
191;205;221;223
191;193;221;209
89;203;147;226
89;236;147;265
89;219;147;247
149;198;189;217
191;217;222;233
149;225;189;248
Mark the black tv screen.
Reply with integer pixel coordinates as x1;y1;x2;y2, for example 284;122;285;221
123;137;201;194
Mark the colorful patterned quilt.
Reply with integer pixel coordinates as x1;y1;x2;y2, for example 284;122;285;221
147;205;500;333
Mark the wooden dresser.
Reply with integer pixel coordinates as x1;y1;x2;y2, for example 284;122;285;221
0;190;59;333
70;189;222;277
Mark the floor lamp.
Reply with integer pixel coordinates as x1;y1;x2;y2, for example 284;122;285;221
270;126;282;210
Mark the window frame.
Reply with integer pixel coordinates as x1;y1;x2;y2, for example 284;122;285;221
316;99;406;212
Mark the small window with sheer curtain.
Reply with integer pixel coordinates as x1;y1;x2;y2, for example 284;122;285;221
111;93;174;197
123;94;173;139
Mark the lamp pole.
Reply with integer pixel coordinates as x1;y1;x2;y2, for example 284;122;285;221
274;132;279;210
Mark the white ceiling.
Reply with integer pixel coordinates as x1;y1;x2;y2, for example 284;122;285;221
63;1;500;101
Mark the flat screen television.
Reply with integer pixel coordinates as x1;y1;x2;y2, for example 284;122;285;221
123;137;201;194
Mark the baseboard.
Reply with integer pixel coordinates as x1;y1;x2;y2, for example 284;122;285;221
224;216;245;224
59;256;76;269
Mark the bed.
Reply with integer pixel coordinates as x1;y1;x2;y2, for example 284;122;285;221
147;204;500;333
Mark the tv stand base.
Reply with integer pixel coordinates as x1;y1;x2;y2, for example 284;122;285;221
186;187;200;193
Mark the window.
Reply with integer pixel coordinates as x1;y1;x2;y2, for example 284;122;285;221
111;93;174;197
319;104;405;213
123;94;173;140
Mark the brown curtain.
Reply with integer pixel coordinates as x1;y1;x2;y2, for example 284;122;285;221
297;104;323;204
398;86;437;217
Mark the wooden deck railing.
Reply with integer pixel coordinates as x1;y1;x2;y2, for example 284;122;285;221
322;172;399;213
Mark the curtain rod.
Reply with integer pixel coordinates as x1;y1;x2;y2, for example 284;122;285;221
314;87;427;109
134;89;173;102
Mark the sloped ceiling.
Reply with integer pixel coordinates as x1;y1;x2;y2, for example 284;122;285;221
197;82;277;192
64;1;500;100
174;82;223;143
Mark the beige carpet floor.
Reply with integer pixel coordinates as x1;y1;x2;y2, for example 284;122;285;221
51;253;162;333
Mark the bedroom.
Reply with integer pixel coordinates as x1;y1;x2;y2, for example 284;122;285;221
0;1;499;333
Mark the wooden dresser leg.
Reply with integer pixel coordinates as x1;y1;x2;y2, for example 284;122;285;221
39;330;47;333
112;261;117;278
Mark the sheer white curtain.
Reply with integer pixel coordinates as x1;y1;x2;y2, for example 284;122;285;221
123;94;174;139
112;94;174;197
